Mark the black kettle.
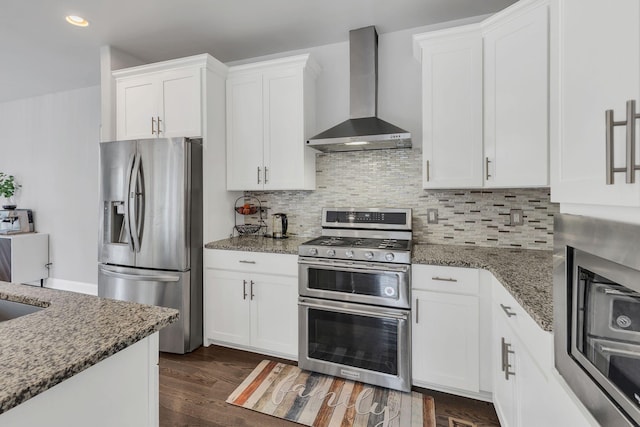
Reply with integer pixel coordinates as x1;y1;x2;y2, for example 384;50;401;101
272;213;288;239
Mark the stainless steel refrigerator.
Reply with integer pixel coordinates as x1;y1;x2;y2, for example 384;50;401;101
97;137;203;354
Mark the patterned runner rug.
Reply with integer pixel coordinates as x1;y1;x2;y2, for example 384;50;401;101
226;360;436;427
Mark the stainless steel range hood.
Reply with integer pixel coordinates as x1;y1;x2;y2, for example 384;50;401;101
306;26;411;152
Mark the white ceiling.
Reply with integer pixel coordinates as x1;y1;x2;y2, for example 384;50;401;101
0;0;517;103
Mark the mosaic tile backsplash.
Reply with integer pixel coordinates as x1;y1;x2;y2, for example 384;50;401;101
245;148;559;250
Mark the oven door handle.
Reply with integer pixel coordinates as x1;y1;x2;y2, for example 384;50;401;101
298;258;410;273
598;344;640;358
298;298;409;320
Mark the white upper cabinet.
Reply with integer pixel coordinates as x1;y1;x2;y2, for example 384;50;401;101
415;25;484;189
114;57;207;140
414;0;550;190
226;73;264;190
226;54;319;191
550;0;640;206
484;0;549;187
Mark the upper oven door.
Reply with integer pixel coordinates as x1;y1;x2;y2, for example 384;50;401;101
298;257;410;309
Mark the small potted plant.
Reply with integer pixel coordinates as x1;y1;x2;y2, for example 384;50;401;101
0;173;21;210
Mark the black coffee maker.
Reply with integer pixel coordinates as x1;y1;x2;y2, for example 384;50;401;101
272;213;288;239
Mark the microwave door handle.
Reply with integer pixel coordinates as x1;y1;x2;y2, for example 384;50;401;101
123;152;136;252
129;153;142;253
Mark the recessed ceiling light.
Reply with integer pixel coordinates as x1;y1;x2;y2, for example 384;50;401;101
65;15;89;27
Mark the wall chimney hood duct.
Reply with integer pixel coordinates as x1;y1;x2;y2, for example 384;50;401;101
306;26;412;152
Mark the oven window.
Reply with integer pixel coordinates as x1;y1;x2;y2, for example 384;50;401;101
577;267;640;410
307;268;399;300
307;308;398;375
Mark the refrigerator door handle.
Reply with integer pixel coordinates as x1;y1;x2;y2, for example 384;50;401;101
129;153;142;253
99;266;180;282
135;153;145;252
123;152;136;252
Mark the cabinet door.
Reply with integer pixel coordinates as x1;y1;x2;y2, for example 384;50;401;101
250;273;298;358
116;77;158;140
204;268;250;346
492;308;518;427
484;3;549;187
226;74;264;191
158;68;202;138
262;68;305;190
551;0;640;206
412;289;480;392
420;28;484;189
517;333;554;427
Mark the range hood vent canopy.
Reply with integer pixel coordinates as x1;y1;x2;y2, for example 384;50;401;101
306;26;411;152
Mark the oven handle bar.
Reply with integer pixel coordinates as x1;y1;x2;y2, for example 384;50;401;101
298;298;409;320
298;257;410;273
598;344;640;358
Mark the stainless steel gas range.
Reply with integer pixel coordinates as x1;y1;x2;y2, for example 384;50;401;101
298;208;412;392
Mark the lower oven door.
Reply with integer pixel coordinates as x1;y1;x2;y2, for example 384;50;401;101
298;297;411;392
298;257;410;309
586;337;640;413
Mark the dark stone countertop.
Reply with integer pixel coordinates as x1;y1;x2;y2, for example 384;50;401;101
205;237;553;332
412;244;553;332
0;282;178;414
205;235;308;255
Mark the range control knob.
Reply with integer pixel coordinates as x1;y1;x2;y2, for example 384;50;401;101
309;248;318;256
364;251;374;260
345;250;354;258
385;253;395;262
327;249;336;257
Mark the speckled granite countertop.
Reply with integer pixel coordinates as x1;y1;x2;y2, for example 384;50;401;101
206;237;554;331
205;235;308;255
0;282;178;415
413;244;553;331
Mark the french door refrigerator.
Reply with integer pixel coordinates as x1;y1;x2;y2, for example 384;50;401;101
98;137;203;354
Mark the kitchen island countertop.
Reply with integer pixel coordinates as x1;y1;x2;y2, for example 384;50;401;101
206;236;554;332
0;282;178;414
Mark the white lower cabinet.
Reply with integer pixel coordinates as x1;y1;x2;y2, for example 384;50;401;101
491;276;596;427
411;265;482;396
204;249;298;360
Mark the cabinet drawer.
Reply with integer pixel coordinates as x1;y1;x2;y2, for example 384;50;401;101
205;249;297;276
412;264;480;295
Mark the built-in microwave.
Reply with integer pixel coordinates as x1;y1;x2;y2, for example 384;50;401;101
555;214;640;427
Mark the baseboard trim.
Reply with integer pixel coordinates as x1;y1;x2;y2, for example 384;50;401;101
45;278;97;296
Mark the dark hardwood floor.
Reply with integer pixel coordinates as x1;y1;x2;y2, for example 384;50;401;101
159;345;500;427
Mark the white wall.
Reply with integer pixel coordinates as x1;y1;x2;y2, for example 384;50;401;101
0;86;101;286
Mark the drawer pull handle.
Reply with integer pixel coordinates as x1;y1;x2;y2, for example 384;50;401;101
239;260;256;264
500;304;517;317
432;276;457;283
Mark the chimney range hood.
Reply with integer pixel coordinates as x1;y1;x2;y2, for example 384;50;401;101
306;26;411;152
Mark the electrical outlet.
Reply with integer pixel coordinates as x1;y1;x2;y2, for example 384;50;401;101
510;209;524;226
427;208;438;224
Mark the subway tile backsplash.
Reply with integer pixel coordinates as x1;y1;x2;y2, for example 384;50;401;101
246;148;558;250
